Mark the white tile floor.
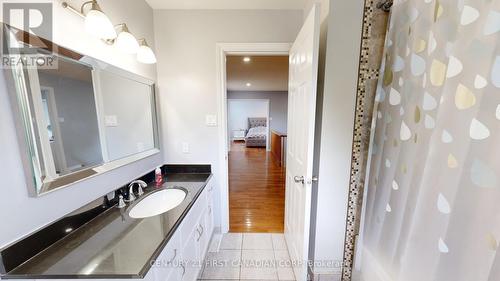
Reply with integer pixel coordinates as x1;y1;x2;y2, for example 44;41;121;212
199;233;296;281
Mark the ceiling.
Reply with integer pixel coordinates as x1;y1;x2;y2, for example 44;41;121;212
145;0;307;10
226;56;288;92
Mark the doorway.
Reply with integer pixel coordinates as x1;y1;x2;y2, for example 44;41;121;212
215;43;291;234
215;8;321;275
224;55;289;233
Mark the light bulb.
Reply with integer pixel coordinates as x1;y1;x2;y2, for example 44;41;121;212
137;40;156;64
84;1;116;40
115;25;139;54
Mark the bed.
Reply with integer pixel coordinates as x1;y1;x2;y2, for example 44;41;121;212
245;117;267;148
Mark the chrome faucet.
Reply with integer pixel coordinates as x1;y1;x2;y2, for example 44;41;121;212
127;180;147;202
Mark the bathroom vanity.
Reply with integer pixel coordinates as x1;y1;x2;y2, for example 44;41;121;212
0;24;216;281
0;166;216;281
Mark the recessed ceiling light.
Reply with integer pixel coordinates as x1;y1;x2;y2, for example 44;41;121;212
243;57;251;63
246;82;251;87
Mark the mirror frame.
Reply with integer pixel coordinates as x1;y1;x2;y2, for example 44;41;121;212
2;24;161;197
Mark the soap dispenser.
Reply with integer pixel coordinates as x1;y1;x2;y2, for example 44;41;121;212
155;166;163;187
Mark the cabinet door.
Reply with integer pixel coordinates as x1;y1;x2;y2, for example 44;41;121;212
197;215;208;260
206;196;214;237
166;265;183;281
181;227;202;281
207;178;215;237
154;231;182;281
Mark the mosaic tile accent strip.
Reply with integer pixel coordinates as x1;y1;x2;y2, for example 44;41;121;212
341;1;389;280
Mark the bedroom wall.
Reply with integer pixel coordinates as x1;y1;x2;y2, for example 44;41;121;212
227;91;288;133
0;0;159;249
227;99;269;136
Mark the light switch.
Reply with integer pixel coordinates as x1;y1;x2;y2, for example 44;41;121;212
105;115;118;127
205;114;217;127
182;142;190;153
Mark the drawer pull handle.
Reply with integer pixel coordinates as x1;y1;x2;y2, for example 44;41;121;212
196;224;204;242
208;206;212;215
196;229;202;242
168;249;177;264
180;263;186;276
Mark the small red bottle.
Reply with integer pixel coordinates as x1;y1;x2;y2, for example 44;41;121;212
155;167;163;187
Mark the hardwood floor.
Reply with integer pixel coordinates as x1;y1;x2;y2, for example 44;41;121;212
229;141;285;233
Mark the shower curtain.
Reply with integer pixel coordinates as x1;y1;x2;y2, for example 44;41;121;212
359;0;500;280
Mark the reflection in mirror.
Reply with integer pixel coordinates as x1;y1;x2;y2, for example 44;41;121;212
99;71;155;162
5;24;160;196
33;59;103;179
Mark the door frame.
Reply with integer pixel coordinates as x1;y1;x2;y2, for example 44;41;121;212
40;86;69;174
216;43;291;233
226;98;271;151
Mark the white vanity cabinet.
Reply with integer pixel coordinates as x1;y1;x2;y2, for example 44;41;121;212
157;177;216;281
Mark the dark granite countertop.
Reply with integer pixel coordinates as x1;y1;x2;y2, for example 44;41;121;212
3;172;212;279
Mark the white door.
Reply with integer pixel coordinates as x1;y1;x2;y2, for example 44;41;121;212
285;4;320;281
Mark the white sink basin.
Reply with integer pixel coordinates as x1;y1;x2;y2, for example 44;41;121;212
129;188;187;218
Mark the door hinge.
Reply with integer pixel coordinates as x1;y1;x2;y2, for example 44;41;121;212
307;176;318;184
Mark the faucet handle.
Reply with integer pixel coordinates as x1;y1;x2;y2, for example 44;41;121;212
137;180;147;188
118;195;126;208
138;185;144;196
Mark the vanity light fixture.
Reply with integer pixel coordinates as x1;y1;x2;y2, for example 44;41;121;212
81;0;117;40
246;82;252;87
61;1;156;64
114;24;140;54
137;39;157;64
243;57;251;63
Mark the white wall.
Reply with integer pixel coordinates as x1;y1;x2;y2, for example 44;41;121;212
154;9;303;228
0;0;159;249
310;0;364;277
228;91;288;133
228;99;268;134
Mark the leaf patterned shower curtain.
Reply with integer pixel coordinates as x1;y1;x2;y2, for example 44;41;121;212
360;0;500;280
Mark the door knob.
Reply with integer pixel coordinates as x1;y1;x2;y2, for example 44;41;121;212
294;176;304;184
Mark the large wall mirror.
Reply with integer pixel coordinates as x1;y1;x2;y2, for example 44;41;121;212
3;25;160;196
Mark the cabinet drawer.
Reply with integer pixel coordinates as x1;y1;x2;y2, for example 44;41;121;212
180;187;208;248
181;222;203;281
